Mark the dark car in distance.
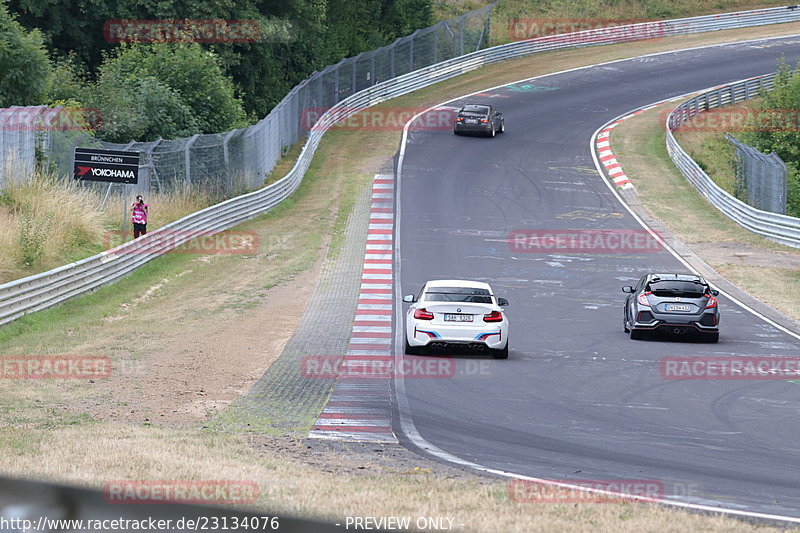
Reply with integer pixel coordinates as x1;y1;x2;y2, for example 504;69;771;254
453;104;504;137
623;273;720;342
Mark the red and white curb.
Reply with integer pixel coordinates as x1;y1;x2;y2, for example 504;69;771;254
596;120;634;191
308;174;397;443
596;105;668;191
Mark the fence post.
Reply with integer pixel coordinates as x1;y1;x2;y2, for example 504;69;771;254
459;14;465;55
352;55;358;93
145;139;162;194
487;5;492;47
334;67;340;103
223;129;239;196
184;134;200;187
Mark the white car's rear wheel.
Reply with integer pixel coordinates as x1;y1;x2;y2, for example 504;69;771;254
405;338;422;355
492;342;508;359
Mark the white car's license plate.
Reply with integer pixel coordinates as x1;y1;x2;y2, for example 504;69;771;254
665;304;691;311
444;314;473;322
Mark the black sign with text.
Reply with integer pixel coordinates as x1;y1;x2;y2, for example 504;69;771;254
74;147;140;184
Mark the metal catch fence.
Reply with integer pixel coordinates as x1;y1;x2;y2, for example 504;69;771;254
667;73;800;248
727;134;788;214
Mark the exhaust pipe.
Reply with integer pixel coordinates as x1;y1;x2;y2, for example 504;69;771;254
673;327;686;335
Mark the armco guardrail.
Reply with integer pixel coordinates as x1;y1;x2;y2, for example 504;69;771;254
3;6;800;326
666;73;800;248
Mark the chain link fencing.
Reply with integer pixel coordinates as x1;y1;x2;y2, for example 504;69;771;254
727;134;788;214
29;5;493;197
0;106;60;190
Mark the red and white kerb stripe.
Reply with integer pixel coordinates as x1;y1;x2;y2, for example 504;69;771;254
308;174;397;443
596;119;635;190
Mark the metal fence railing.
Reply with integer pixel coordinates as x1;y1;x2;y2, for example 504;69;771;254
727;134;788;214
4;6;800;325
667;74;800;248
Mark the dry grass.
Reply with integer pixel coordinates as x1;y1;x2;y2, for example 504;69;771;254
0;172;109;279
0;209;15;280
0;174;214;284
718;264;800;320
0;424;788;533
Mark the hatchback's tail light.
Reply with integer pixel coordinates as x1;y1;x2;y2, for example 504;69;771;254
484;311;503;322
705;296;718;309
480;118;489;123
456;117;464;122
413;308;434;320
637;292;651;307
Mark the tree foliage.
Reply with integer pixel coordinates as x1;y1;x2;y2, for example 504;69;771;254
8;0;435;118
0;1;51;107
96;44;248;134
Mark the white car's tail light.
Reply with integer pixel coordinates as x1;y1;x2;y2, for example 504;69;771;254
483;311;503;322
414;308;434;320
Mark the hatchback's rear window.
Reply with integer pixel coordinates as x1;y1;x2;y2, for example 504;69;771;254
649;281;706;297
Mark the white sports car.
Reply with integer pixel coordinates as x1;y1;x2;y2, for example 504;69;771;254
403;280;509;359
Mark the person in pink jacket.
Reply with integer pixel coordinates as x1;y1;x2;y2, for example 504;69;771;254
131;195;149;239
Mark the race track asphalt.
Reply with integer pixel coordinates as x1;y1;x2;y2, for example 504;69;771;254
394;35;800;518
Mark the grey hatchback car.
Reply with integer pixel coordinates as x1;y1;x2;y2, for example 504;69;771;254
623;273;720;342
453;104;504;137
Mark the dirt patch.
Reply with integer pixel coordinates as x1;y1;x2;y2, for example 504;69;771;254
252;436;485;481
85;263;323;427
